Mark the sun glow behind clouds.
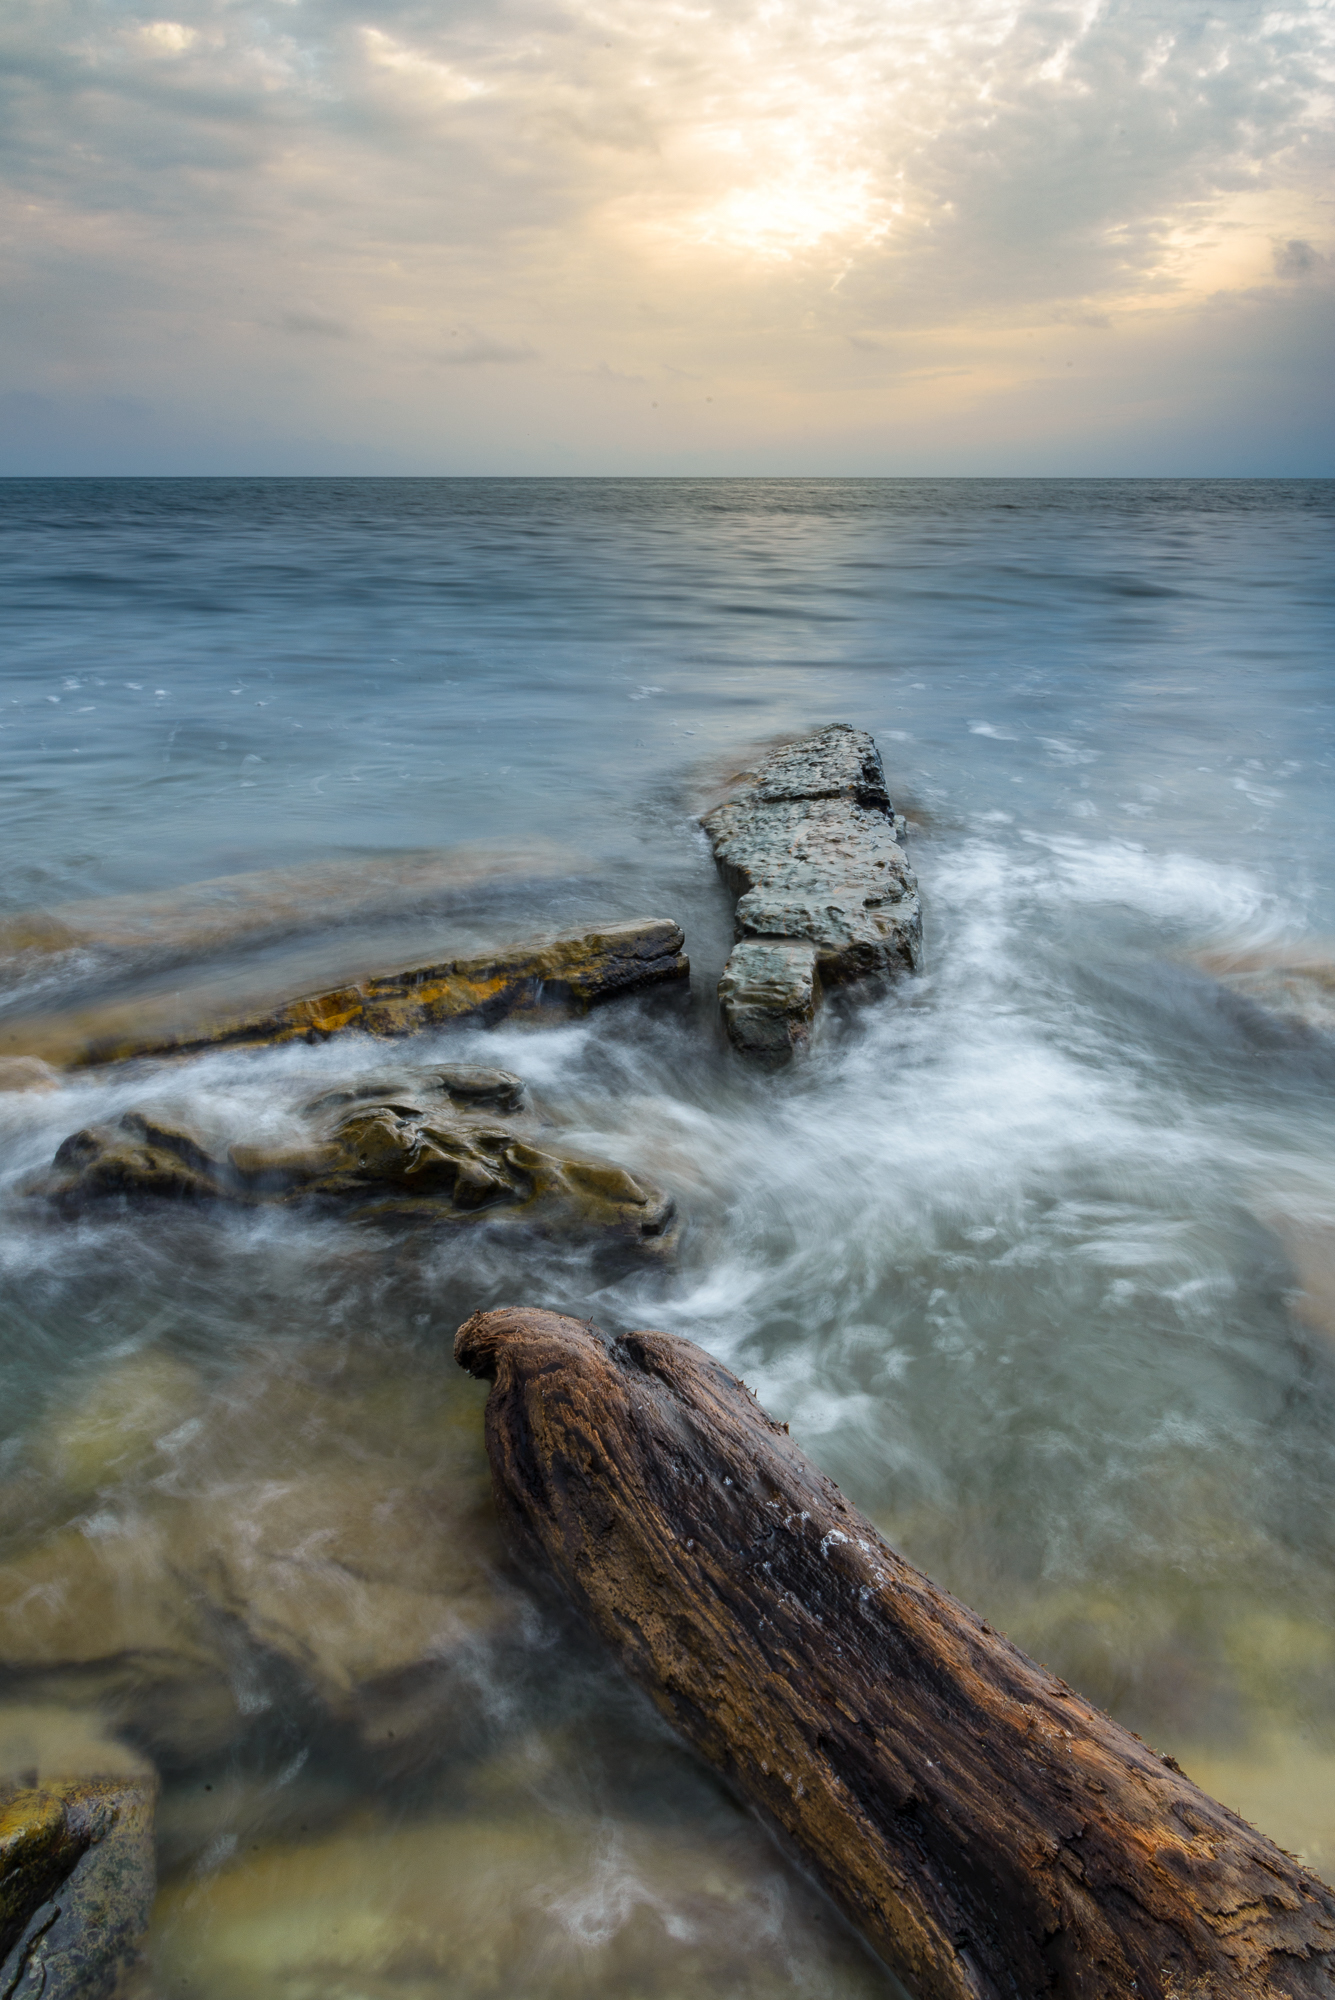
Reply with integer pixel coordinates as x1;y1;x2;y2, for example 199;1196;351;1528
0;0;1331;468
690;171;894;258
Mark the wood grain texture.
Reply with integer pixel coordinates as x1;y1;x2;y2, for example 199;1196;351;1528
455;1306;1335;2000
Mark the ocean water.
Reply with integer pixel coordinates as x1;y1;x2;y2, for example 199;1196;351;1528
1;477;1334;1997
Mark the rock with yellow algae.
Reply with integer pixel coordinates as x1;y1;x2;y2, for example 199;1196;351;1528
0;918;688;1070
0;1777;155;2000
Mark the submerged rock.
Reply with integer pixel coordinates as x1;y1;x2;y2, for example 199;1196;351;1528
0;843;587;982
147;1800;896;2000
0;1777;155;1999
0;1345;515;1769
702;727;920;1061
0;1059;59;1094
30;1065;676;1251
1193;943;1335;1038
0;917;689;1070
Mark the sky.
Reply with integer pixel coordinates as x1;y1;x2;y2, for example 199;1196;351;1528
1;0;1332;474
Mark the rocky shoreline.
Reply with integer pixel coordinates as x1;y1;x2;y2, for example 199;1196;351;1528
12;725;1333;1997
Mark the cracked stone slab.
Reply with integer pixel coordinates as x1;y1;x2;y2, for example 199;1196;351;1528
716;940;820;1064
701;726;920;1059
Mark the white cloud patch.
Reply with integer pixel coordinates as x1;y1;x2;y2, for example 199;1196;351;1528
0;0;1330;469
137;21;197;54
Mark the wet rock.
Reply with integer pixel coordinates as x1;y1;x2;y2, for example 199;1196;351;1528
1193;944;1335;1038
0;917;689;1070
0;844;587;982
30;1065;677;1252
716;941;820;1063
0;1059;59;1094
702;726;919;1061
147;1803;897;2000
0;1346;519;1768
0;1777;155;1999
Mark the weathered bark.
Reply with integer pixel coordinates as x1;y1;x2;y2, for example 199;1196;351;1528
0;918;688;1070
455;1307;1335;2000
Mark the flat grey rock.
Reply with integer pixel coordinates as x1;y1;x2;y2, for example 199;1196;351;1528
716;940;820;1063
702;726;921;1058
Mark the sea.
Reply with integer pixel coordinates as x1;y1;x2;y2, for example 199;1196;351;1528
1;477;1333;1998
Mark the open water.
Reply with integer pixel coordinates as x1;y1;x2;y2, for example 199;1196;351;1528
1;477;1334;1997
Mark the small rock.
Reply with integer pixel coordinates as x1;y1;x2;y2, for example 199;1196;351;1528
717;941;820;1063
0;1059;59;1094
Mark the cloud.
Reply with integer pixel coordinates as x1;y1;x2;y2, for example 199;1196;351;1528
279;312;352;339
0;0;1330;469
1273;238;1322;278
438;329;539;365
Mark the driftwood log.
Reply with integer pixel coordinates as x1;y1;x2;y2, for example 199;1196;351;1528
455;1307;1335;1999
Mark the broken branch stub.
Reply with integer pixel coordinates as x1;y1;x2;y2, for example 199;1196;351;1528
454;1307;1335;2000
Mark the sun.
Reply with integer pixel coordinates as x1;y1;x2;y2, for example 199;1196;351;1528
690;170;895;259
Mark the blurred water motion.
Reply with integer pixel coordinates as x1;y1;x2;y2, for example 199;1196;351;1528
0;478;1333;1994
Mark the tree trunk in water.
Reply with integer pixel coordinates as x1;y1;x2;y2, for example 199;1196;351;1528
455;1307;1335;2000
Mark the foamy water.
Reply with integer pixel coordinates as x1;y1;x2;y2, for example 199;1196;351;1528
1;478;1333;1996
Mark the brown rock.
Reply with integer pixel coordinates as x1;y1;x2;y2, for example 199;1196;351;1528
0;1059;59;1094
31;1065;677;1250
0;843;586;978
148;1801;897;2000
0;1344;519;1767
0;917;689;1070
455;1306;1335;2000
0;1778;155;1999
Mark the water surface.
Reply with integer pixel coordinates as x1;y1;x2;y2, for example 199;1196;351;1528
1;477;1334;1996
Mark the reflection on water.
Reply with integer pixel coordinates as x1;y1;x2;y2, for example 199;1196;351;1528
1;479;1333;1994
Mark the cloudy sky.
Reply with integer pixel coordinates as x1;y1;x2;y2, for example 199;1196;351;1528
2;0;1332;472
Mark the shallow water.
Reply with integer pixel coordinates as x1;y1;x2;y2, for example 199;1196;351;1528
1;477;1334;1994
